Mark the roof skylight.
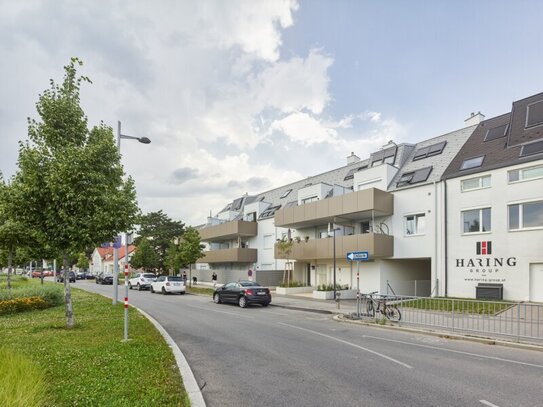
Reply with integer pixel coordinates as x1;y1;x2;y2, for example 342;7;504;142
460;156;485;170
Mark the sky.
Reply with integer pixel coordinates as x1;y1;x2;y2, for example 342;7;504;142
1;0;542;226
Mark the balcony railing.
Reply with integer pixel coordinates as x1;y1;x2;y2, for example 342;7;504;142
274;188;393;228
196;248;257;264
274;233;393;260
199;220;257;242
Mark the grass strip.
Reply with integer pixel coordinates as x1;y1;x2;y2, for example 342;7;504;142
399;297;512;314
186;285;214;296
0;279;189;406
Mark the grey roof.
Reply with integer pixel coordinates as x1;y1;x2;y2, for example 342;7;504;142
389;125;477;190
442;91;543;180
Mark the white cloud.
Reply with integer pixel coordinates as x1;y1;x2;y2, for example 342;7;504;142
269;112;339;146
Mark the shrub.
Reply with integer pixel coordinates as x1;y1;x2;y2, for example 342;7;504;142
0;284;63;315
316;284;349;291
0;348;47;407
0;297;49;315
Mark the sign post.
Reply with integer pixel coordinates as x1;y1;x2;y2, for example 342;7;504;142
346;251;369;319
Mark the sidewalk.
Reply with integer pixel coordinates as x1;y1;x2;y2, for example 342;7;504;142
270;292;359;314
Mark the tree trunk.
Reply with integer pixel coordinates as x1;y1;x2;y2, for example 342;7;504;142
63;253;74;328
7;247;12;290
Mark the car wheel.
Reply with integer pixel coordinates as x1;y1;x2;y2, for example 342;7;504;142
213;293;221;304
161;287;166;295
137;283;142;291
150;286;154;293
128;282;132;290
238;296;247;308
262;302;270;307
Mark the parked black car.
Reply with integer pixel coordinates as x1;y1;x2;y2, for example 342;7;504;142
56;271;76;283
213;281;271;308
96;273;113;285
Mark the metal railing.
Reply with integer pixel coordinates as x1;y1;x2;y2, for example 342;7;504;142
355;294;543;345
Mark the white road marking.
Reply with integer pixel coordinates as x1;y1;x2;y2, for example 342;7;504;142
278;322;412;369
362;335;543;369
480;400;500;407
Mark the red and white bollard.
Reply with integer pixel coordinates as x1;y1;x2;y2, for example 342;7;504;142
124;263;129;340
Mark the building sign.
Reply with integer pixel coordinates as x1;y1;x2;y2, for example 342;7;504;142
455;241;516;283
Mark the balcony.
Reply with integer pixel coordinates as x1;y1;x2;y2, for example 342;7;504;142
196;248;258;264
199;220;257;242
274;233;393;260
274;188;393;228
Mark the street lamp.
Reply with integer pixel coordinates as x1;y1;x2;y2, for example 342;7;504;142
116;120;151;341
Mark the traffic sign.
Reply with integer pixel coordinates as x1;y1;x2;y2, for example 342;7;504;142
346;251;369;261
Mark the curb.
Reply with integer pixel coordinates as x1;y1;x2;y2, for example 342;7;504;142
137;308;206;407
334;314;543;352
270;303;335;314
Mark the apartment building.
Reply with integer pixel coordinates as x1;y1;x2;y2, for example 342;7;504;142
195;92;543;301
442;92;543;302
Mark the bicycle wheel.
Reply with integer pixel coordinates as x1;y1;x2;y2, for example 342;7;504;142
385;305;401;321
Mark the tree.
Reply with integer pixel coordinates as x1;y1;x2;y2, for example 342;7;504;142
76;252;89;271
276;237;294;286
0;177;36;289
130;239;159;272
178;227;204;286
136;211;185;272
12;58;139;328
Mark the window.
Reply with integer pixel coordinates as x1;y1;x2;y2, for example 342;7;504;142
370;147;396;166
396;166;433;187
413;141;447;161
484;124;508;142
302;196;318;204
519;139;543;158
246;212;256;222
461;175;491;192
526;100;543;128
344;165;368;181
361;221;371;234
509;200;543;230
460;156;484;170
462;208;491;233
405;214;425;235
259;205;281;219
508;164;543;183
280;189;292;199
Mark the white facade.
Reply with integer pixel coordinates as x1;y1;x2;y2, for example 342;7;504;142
446;161;543;301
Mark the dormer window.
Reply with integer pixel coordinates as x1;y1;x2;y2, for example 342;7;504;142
396;166;432;187
526;100;543;128
280;189;292;199
413;141;447;161
484;124;508;142
460;156;484;170
520;140;543;158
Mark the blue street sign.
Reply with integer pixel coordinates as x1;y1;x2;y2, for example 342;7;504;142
346;251;369;261
112;235;122;249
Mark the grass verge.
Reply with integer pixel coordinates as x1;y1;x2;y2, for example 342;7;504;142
399;297;512;314
186;285;214;296
0;278;189;406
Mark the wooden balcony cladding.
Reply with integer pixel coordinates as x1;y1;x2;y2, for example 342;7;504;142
274;233;393;260
196;248;258;263
199;220;257;242
274;188;393;228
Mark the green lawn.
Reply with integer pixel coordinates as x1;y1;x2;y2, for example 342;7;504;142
398;297;512;315
186;285;214;296
0;277;189;406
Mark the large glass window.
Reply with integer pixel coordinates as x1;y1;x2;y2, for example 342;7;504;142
508;164;543;183
302;196;318;204
405;214;426;235
461;175;491;192
460;156;485;170
462;208;491;233
509;200;543;230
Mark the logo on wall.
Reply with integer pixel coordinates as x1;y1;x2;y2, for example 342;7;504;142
476;241;492;255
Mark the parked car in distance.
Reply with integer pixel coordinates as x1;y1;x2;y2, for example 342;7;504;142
31;270;43;278
76;271;86;280
213;281;271;308
43;270;54;277
128;273;156;291
56;271;77;283
150;276;186;295
96;273;113;285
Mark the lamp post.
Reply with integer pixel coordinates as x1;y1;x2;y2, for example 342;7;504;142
116;120;151;341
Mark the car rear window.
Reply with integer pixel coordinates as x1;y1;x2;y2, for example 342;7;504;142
240;282;260;287
168;276;182;281
143;274;156;278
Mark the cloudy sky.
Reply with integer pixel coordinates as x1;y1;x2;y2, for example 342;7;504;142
1;0;542;226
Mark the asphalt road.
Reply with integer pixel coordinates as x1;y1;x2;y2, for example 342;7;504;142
76;280;543;407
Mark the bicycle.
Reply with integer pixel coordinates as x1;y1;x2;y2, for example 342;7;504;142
365;291;401;321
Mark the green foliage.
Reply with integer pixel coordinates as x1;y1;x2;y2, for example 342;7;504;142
0;276;64;311
76;252;88;270
178;227;204;267
130;239;159;271
316;284;349;291
136;211;185;272
12;57;139;258
276;237;293;259
0;347;48;407
0;287;188;406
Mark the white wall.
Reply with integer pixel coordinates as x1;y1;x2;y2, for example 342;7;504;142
354;163;398;191
446;162;543;301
